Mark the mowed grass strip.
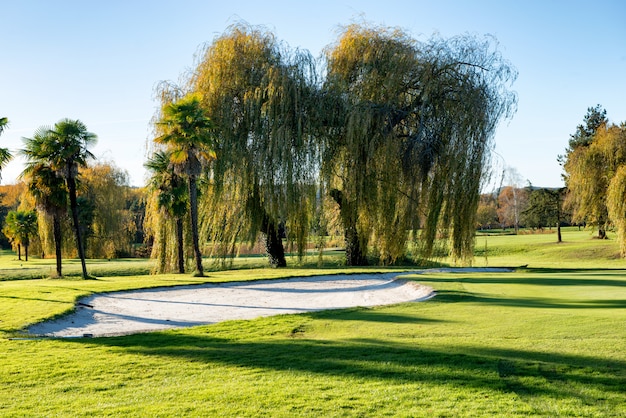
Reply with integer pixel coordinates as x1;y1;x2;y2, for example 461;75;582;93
0;228;625;416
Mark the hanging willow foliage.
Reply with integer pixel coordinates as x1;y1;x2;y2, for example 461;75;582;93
190;23;319;267
321;23;517;265
563;123;626;238
566;121;626;244
146;22;516;268
145;83;191;274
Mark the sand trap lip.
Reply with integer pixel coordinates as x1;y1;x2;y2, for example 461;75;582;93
27;268;511;338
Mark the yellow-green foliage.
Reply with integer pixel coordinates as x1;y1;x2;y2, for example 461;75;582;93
191;23;318;263
80;163;136;259
322;23;517;264
607;165;626;257
565;122;626;252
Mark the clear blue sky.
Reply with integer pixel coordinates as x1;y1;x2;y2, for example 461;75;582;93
1;0;625;188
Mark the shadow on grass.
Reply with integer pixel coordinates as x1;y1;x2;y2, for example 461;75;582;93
433;289;626;309
416;267;626;288
310;306;446;324
66;331;625;409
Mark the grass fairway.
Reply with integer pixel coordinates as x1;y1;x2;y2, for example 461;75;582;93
1;228;625;416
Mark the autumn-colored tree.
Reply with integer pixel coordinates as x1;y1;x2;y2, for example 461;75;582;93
563;108;625;240
476;194;498;229
79;162;136;258
607;161;626;256
3;210;38;261
497;186;528;232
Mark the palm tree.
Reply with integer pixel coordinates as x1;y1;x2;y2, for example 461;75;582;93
21;120;96;279
21;126;69;277
155;94;214;277
0;117;13;180
3;210;38;261
21;163;68;276
145;150;188;273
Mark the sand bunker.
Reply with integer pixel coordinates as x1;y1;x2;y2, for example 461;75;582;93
28;268;510;338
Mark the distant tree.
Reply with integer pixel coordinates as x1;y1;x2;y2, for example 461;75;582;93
154;93;214;277
497;186;528;232
0;183;27;248
567;105;608;151
608;162;626;256
564;115;625;240
79;162;136;258
522;187;566;242
3;210;38;261
476;194;498;229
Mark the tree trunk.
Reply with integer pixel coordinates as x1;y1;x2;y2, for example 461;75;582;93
330;189;368;266
67;176;89;279
24;243;29;262
262;219;286;268
188;175;204;276
53;214;63;277
176;216;185;274
17;244;21;261
557;223;562;243
344;223;368;266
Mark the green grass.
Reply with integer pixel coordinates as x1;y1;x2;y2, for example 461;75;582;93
0;228;625;416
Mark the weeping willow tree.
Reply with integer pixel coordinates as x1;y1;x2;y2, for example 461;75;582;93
608;161;626;257
566;121;626;243
321;24;517;265
190;23;319;268
79;162;136;259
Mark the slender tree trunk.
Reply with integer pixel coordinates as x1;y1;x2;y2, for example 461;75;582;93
67;176;89;279
176;216;185;274
188;175;204;276
262;218;287;268
17;244;21;261
330;189;368;266
158;218;167;274
53;214;63;277
24;242;29;261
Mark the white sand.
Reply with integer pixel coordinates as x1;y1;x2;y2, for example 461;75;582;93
27;268;509;338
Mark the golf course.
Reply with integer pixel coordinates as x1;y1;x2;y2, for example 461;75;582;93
1;228;625;416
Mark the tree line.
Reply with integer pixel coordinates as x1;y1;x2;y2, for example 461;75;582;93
0;116;142;278
144;22;518;274
1;21;521;276
478;105;626;253
3;24;624;276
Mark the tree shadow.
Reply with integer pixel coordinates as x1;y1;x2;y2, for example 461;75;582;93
415;267;626;288
66;332;625;409
433;289;626;309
